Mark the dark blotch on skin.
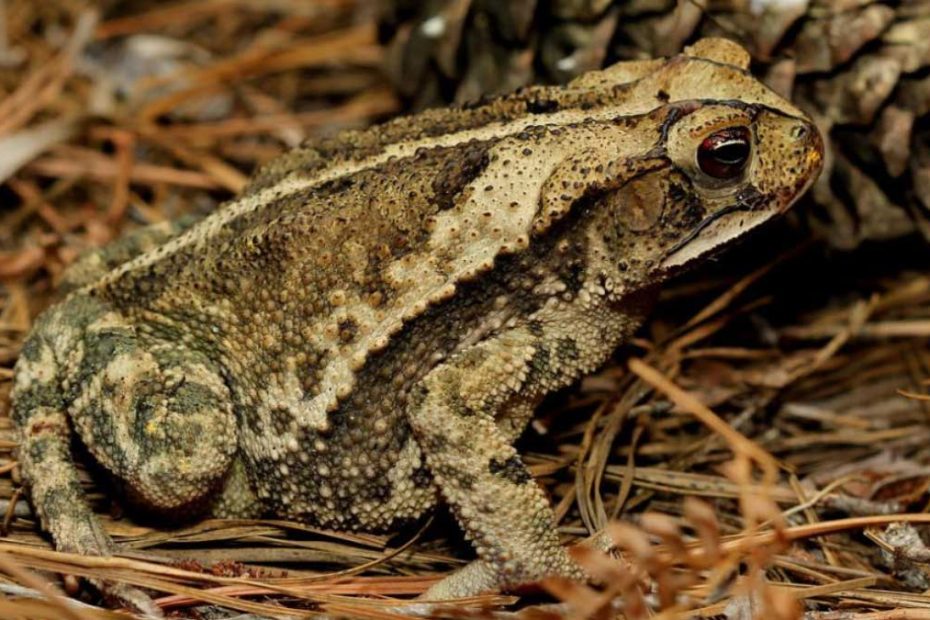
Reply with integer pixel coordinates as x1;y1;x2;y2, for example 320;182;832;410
526;98;560;114
432;141;491;211
526;319;544;337
528;346;551;377
411;465;433;488
366;481;393;502
562;262;586;295
526;344;552;383
489;455;532;485
556;337;580;363
338;318;359;343
17;335;44;364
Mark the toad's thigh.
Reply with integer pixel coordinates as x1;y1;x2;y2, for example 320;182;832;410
68;307;236;513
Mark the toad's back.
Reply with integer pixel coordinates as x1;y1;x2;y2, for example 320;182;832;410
84;43;805;430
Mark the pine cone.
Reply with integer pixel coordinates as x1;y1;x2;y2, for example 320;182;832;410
379;0;930;248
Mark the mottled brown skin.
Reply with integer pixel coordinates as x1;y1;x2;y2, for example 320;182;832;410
12;38;822;613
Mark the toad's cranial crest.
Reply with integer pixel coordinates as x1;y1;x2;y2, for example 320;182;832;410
12;37;822;614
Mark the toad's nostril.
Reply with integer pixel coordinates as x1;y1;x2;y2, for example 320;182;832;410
791;125;808;140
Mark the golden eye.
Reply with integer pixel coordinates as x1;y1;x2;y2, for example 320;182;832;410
697;126;751;179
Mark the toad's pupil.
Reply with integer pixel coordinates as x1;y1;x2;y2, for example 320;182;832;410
697;127;751;179
712;141;749;164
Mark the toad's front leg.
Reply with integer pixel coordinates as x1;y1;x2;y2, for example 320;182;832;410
406;293;650;600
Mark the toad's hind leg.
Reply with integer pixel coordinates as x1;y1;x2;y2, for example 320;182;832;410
12;295;236;614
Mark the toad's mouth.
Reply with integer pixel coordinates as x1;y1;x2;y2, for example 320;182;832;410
658;188;779;271
662;202;751;261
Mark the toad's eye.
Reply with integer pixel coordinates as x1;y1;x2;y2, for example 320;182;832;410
697;126;751;179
